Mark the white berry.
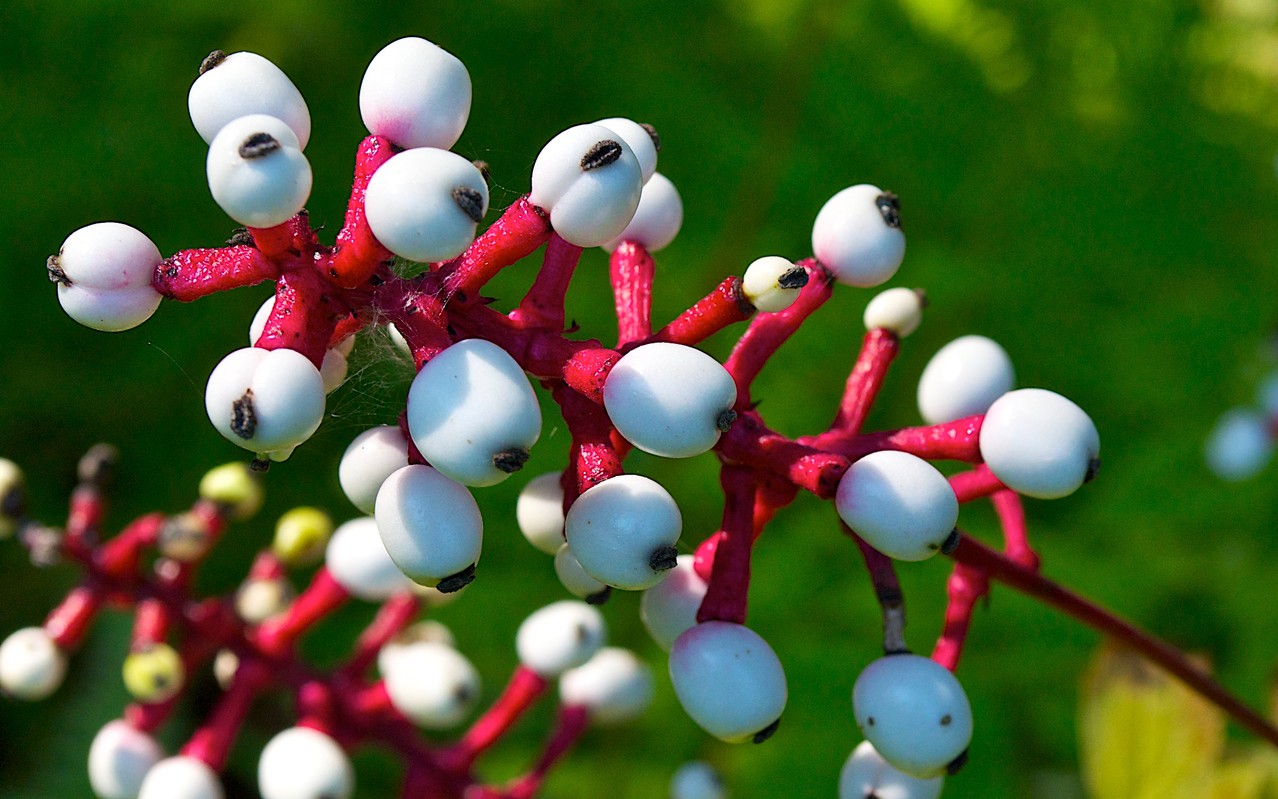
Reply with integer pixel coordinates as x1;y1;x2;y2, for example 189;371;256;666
979;388;1100;499
325;517;415;601
88;719;165;799
365;148;488;263
603;343;737;459
595;118;658;183
564;474;682;590
863;288;924;338
602;172;683;253
853;654;973;779
377;621;456;677
204;347;325;461
258;726;353;799
529;124;643;247
742;256;807;314
640;555;707;651
812;185;905;287
0;626;66;700
189;52;310;148
516;600;607;678
554;543;609;600
670;761;726;799
839;740;944;799
917;335;1015;425
53;222;163;332
560;647;653;725
1206;408;1273;481
383;641;480;729
359;37;471;150
836;451;959;562
136;756;223;799
670;622;787;743
517;472;566;555
339;426;410;514
406;339;542;486
375;465;482;589
206;114;312;228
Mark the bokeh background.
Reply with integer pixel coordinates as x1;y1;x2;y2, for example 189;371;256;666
4;0;1278;796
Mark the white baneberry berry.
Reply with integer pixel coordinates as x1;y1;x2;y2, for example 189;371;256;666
839;740;944;799
516;600;607;678
377;620;456;677
670;622;787;743
88;719;165;799
364;148;489;263
339;426;410;514
204;347;325;462
258;726;353;799
188;51;310;148
325;517;415;601
863;287;924;338
670;761;726;799
51;222;163;332
1205;408;1273;481
374;465;482;591
213;649;239;690
603;342;737;459
248;296;348;393
853;654;973;779
979;388;1100;499
564;474;682;590
516;472;566;555
0;458;26;539
206;114;312;228
529;123;643;247
812;185;905;288
836;451;959;562
136;756;223;799
595;118;659;184
559;647;653;725
602;172;683;253
359;37;471;150
0;626;66;700
917;335;1015;425
383;641;480;729
554;543;610;600
640;555;708;651
406;339;542;487
741;256;807;314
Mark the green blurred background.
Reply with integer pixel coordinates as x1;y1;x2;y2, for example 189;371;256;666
4;0;1278;796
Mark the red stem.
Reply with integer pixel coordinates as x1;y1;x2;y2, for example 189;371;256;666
44;586;100;649
812;416;984;464
610;241;655;345
696;467;758;624
443;665;549;771
992;490;1037;570
716;410;849;499
510;234;581;330
648;277;751;348
829;329;899;435
931;562;988;671
154;246;278;301
442;198;553;300
506;704;591;799
947;533;1278;748
328;135;397;288
253;568;350;656
948;464;1005;503
255;268;344;368
341;593;422;678
181;658;270;769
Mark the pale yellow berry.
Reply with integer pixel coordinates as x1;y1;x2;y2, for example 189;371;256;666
272;507;334;566
198;462;264;521
123;643;185;704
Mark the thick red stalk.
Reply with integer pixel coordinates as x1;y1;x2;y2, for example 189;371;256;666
610;241;655;345
648;277;752;348
554;383;624;500
991;490;1037;570
716;410;848;498
931;562;988;671
696;466;758;624
181;658;271;769
510;234;582;330
255;267;344;368
341;593;422;678
442;198;553;300
443;665;549;771
252;568;350;656
154;245;277;301
247;222;297;262
948;464;1005;503
947;533;1278;748
829;329;899;434
44;586;100;649
813;416;984;463
130;598;169;649
328;135;397;288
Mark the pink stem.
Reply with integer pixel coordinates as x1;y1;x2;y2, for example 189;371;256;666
44;586;100;649
648;277;751;348
554;384;624;500
255;268;343;368
723;260;832;406
253;568;350;656
506;705;591;799
947;533;1278;748
610;241;655;345
341;593;421;678
328;135;397;288
510;234;581;330
696;467;757;624
716;410;849;499
443;665;549;770
65;485;104;546
829;329;899;434
130;598;169;650
931;562;988;671
154;245;278;301
948;465;1005;503
97;513;165;578
247;222;297;262
181;658;270;769
992;490;1037;570
812;416;984;463
442;198;553;301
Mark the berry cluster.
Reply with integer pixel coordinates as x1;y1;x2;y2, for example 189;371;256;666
14;33;1278;799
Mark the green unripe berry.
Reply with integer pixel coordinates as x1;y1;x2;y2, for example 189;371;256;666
123;643;185;704
198;462;264;521
272;507;334;567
